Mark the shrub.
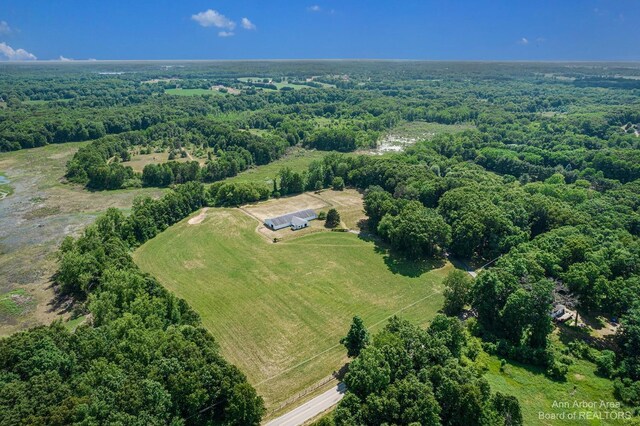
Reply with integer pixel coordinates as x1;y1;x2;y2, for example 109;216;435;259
596;350;617;377
614;378;640;406
547;360;569;380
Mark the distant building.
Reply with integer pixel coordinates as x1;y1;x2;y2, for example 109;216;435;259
550;304;574;323
264;209;317;231
551;304;566;319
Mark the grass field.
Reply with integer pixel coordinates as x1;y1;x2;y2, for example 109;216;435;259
225;148;328;186
237;77;334;91
123;150;206;172
483;352;625;425
133;206;451;412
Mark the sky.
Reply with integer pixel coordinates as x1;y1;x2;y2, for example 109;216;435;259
0;0;638;61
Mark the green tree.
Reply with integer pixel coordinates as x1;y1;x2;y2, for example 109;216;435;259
332;176;345;191
326;208;341;228
341;316;370;357
224;383;265;426
343;346;391;398
442;269;473;316
377;201;451;259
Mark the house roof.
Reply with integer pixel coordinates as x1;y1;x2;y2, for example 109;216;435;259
291;216;308;226
266;209;317;227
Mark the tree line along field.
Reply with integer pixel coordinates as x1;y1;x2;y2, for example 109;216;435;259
133;200;451;412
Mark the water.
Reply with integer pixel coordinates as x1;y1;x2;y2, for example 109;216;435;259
0;175;8;184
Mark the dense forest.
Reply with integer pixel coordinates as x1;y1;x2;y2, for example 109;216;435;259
1;61;640;423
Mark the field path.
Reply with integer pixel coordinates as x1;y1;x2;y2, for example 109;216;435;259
264;383;346;426
187;208;208;225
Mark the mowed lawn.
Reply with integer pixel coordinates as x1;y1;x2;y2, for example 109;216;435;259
133;208;451;410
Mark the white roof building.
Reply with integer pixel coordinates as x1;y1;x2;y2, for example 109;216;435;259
264;209;317;231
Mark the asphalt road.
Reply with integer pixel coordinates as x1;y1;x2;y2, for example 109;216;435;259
264;383;346;426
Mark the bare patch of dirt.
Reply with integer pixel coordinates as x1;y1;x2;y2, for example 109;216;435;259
188;208;209;225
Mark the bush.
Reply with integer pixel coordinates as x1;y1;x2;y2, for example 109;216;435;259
547;360;569;380
614;378;640;405
318;211;327;220
596;350;617;377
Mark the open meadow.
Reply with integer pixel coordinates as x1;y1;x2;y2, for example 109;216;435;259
133;196;452;413
483;352;623;425
0;143;166;335
225;148;328;187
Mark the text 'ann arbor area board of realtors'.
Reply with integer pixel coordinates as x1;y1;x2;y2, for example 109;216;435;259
0;61;639;425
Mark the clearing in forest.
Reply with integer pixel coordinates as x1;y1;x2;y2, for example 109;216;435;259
133;198;451;413
373;121;476;154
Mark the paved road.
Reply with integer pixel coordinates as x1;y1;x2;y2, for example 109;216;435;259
264;383;346;426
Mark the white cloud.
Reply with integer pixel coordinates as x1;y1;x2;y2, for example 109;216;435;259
58;55;73;61
308;5;321;12
241;17;256;30
218;31;235;38
518;37;529;45
192;9;235;30
0;21;11;35
0;42;36;61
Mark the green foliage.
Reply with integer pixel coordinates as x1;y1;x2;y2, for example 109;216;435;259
0;183;264;424
332;176;345;191
325;208;341;228
442;269;473;316
340;316;370;357
209;181;270;207
305;128;357;152
378;201;451;259
336;316;521;425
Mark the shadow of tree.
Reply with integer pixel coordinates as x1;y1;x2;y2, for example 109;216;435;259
556;322;618;351
46;277;79;316
357;232;446;277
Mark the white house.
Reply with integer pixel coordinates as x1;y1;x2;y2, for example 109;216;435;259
264;209;317;231
290;216;309;230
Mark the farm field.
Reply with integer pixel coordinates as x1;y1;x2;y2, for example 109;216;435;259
133;203;452;413
0;143;166;336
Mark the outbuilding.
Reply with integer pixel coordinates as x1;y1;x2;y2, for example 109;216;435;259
291;216;309;230
264;209;317;231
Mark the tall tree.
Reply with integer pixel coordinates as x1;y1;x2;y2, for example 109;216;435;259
443;269;474;316
326;208;341;228
341;316;370;357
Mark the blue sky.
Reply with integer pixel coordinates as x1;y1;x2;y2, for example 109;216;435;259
0;0;638;61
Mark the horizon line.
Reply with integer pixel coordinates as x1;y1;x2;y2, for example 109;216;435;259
1;58;640;64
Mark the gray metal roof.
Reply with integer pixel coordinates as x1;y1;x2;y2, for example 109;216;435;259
265;209;317;227
291;216;309;227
